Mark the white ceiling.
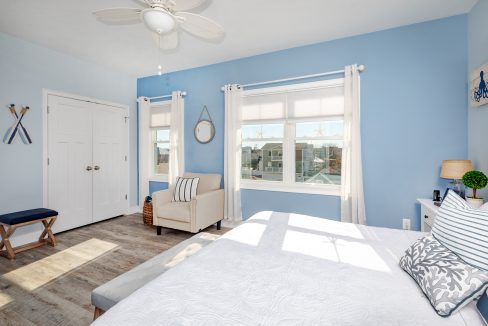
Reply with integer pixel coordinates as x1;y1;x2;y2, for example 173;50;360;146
0;0;478;77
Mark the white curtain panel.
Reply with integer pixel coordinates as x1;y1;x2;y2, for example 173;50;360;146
169;91;185;185
138;96;151;208
341;65;366;224
224;84;243;221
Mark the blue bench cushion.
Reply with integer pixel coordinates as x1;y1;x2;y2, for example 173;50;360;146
0;208;58;225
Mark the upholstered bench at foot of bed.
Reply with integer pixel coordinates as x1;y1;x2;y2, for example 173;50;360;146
91;232;220;320
0;208;58;260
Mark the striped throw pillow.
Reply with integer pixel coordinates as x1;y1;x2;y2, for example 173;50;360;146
432;190;488;271
173;177;200;202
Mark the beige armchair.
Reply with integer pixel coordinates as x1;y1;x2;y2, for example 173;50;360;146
152;172;224;235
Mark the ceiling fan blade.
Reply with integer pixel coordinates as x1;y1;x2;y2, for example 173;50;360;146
133;0;151;5
176;12;224;40
93;8;142;24
153;31;179;50
168;0;207;12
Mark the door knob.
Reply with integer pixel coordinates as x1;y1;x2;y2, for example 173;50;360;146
86;166;93;171
94;166;100;171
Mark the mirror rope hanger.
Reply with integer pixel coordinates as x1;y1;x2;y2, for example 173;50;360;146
198;105;213;123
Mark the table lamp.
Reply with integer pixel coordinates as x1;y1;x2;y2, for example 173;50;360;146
440;160;473;198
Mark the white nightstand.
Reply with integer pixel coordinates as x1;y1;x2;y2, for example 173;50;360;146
417;199;440;232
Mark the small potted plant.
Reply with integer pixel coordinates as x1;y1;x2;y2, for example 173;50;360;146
462;170;488;208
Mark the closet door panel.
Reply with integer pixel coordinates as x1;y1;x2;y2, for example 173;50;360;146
48;95;93;233
92;104;128;222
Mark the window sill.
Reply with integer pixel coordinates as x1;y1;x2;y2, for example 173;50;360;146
149;175;168;183
240;181;340;196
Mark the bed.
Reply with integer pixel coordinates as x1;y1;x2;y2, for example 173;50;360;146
93;211;486;326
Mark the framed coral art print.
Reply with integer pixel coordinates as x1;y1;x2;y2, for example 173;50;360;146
470;62;488;107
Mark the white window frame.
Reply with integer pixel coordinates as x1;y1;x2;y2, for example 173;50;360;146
240;79;344;196
147;100;171;182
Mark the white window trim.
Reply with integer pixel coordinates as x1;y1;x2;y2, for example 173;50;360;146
240;181;341;196
240;79;344;196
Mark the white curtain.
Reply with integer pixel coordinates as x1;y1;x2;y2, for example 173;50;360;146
169;91;185;185
341;65;366;224
224;84;243;221
138;96;151;208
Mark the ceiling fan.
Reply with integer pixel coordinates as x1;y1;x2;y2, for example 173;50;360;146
93;0;225;51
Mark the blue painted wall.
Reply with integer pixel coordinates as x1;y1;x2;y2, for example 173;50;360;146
149;181;168;195
138;16;468;230
0;32;137;245
468;0;488;199
468;0;488;319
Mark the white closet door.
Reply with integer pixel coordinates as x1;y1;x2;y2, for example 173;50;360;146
92;104;128;222
48;95;93;233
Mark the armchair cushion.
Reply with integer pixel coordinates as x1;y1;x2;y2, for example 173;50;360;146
156;201;191;223
173;177;199;202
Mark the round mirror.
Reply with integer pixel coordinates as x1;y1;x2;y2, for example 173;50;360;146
194;120;215;144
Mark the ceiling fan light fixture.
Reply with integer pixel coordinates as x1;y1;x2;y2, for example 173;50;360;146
142;8;175;34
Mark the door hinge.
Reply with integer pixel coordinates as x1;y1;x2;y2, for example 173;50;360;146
124;155;127;162
47;158;50;165
125;194;128;200
124;116;128;124
47;106;50;114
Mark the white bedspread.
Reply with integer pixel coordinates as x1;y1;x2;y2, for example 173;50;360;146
93;211;486;326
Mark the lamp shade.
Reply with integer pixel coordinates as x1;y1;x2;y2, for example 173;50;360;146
440;160;473;180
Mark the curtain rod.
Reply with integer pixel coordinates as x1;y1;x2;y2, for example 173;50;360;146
147;91;187;101
220;65;365;91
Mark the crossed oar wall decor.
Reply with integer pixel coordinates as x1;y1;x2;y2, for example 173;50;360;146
3;104;32;144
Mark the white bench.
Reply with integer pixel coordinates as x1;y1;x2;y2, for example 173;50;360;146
91;232;219;320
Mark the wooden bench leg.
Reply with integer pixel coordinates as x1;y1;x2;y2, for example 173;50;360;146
93;307;104;321
39;217;57;247
0;225;16;259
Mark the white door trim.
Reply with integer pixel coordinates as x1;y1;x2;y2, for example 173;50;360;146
42;89;131;215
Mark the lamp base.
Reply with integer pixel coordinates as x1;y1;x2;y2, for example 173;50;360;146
448;179;465;199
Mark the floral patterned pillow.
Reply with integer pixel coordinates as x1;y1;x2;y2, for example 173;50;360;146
400;235;488;317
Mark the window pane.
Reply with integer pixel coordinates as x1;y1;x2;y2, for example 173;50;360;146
296;121;343;138
154;143;169;175
156;129;170;142
295;140;342;185
242;124;284;140
242;141;283;182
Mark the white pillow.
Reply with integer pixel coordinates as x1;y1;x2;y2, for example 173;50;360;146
173;177;200;202
400;235;488;317
432;190;488;270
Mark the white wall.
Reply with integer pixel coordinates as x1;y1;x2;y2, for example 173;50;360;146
0;32;137;246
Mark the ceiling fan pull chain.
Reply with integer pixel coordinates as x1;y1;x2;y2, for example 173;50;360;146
157;34;163;75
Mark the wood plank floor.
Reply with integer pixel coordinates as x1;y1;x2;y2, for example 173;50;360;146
0;214;229;326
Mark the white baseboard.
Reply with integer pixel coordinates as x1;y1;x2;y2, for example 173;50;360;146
126;206;142;215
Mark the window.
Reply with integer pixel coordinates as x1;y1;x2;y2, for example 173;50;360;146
149;101;171;181
241;124;284;181
294;121;343;185
240;79;344;195
153;129;170;175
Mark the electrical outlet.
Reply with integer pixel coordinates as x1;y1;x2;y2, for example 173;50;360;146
402;218;411;230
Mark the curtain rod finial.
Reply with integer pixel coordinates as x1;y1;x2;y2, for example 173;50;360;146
358;64;365;72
